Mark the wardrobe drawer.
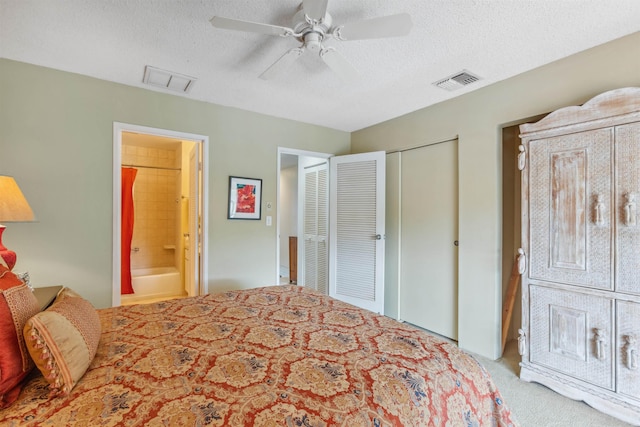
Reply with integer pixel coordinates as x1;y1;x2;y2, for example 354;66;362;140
529;285;614;390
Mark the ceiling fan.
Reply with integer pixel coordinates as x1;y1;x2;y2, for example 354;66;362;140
210;0;412;82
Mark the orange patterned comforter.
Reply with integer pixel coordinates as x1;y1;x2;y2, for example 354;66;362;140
3;285;517;426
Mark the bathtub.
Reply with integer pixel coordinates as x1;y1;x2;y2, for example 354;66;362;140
121;266;184;304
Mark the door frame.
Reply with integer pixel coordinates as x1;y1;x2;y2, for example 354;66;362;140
112;122;209;306
276;147;332;286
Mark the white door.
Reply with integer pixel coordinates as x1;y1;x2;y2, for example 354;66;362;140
399;140;458;339
187;145;200;296
329;151;386;314
296;154;328;289
303;162;329;294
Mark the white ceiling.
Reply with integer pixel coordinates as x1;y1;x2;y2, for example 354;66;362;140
1;1;639;132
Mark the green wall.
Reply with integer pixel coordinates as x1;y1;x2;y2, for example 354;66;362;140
0;59;350;308
2;32;639;360
352;32;640;359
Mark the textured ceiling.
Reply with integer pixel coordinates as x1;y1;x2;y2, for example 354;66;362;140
1;1;639;132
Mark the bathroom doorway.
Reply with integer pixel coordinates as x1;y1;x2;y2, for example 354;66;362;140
112;123;209;307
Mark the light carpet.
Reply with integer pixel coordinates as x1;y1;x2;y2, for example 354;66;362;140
477;340;632;426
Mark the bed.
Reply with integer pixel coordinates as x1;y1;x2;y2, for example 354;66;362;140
3;285;517;426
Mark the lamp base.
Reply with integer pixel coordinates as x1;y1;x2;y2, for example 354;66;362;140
0;225;17;271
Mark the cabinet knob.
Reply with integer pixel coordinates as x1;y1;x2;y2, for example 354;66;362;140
517;248;526;275
594;194;606;226
518;329;527;357
594;328;606;361
623;193;637;227
625;334;638;371
517;145;526;171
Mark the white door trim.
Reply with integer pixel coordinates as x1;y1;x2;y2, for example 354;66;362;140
112;122;209;306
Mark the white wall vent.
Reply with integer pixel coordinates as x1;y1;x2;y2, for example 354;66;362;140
143;66;197;93
433;70;481;91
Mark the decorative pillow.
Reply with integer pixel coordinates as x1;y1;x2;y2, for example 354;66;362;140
23;287;101;396
0;266;40;408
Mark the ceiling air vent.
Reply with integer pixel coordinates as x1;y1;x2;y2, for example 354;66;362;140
143;66;197;93
433;70;481;91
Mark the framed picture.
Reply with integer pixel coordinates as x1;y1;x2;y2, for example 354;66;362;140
227;176;262;220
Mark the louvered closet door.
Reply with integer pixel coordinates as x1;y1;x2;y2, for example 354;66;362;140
329;151;385;314
303;164;328;294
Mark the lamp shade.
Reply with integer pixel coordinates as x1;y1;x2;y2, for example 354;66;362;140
0;176;35;222
0;176;34;270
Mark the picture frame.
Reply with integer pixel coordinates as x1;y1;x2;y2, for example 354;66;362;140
227;176;262;220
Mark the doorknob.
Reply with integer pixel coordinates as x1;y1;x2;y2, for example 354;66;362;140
375;234;383;240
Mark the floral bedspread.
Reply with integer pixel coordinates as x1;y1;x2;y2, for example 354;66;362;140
3;285;518;426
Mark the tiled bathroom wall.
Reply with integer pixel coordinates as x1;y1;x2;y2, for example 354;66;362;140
122;144;181;270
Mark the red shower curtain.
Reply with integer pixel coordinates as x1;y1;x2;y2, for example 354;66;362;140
121;167;137;294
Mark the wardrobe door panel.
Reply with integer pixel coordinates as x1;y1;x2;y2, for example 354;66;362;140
528;128;613;290
615;121;640;295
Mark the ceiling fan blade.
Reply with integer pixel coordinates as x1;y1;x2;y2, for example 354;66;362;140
259;47;305;80
334;13;412;40
210;16;293;37
320;48;359;82
302;0;329;21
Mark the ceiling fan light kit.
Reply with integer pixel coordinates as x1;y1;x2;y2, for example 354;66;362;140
210;0;412;82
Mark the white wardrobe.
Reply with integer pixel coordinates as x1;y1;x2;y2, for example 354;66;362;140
518;87;640;425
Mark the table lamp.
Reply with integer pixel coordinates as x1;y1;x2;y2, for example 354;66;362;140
0;176;35;271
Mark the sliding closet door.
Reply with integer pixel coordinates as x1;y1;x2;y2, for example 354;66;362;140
400;140;458;340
